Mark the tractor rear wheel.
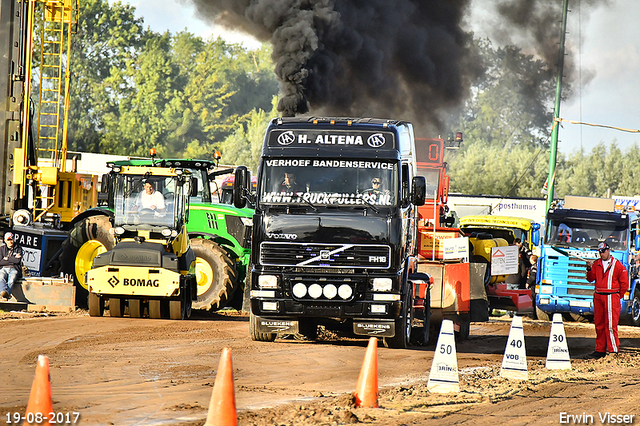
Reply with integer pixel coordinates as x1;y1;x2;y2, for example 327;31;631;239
59;215;114;308
190;238;238;311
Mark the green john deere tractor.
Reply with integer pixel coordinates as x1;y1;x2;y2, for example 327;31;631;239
60;154;254;311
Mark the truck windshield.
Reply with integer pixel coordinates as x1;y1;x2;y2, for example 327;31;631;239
545;218;628;250
260;159;398;207
113;175;180;228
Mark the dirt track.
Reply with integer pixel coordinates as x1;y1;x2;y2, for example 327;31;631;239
1;309;640;426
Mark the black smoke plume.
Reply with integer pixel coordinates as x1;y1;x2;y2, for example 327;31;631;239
491;0;608;88
189;0;607;127
189;0;477;126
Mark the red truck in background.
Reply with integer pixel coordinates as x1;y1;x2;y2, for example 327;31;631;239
414;135;489;342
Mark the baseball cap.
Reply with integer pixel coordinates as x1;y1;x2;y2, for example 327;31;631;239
597;242;610;252
4;232;13;241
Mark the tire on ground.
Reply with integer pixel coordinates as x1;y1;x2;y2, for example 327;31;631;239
455;317;471;342
297;320;318;341
249;312;276;342
622;288;640;326
384;282;413;349
535;306;551;321
190;238;238;311
59;215;114;308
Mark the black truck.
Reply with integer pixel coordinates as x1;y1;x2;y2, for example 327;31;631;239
234;117;427;348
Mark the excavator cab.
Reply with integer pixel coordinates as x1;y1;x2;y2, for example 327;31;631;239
86;166;197;320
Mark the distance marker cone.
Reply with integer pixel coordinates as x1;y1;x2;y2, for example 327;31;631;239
427;319;460;393
500;315;529;380
204;347;237;426
355;337;378;408
546;313;571;370
25;355;53;426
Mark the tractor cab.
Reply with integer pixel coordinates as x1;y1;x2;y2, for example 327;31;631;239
111;166;192;233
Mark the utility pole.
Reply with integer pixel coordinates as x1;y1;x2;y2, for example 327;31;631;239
546;0;570;211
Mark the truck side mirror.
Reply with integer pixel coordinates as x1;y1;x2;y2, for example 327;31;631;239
411;176;426;206
531;223;540;246
233;166;249;209
190;177;198;197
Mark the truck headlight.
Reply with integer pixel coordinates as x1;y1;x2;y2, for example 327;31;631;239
292;283;307;298
258;275;278;289
540;285;553;294
262;301;277;311
372;278;392;292
338;284;353;300
308;284;323;299
371;304;387;314
373;294;401;301
323;284;338;299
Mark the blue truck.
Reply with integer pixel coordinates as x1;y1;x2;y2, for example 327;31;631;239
536;196;640;325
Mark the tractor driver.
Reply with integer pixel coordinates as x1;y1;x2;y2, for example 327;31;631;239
134;181;166;215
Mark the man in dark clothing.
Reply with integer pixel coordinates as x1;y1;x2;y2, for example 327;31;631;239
281;172;298;193
0;232;23;300
585;242;629;359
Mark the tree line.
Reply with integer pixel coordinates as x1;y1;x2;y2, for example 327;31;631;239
60;0;640;200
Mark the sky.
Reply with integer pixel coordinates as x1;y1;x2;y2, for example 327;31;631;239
120;0;640;155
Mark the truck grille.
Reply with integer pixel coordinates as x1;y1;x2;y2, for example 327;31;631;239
260;242;391;269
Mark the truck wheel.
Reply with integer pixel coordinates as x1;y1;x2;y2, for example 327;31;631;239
455;318;470;342
88;292;104;317
422;291;432;345
249;312;276;342
60;215;114;308
408;273;431;345
109;297;124;317
567;313;591;323
190;239;238;311
297;320;318;341
384;283;414;349
535;306;550;321
624;288;640;326
129;299;143;318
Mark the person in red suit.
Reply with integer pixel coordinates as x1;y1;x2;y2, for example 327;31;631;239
585;242;629;359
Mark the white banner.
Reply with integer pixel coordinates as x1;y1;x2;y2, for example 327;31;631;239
491;245;518;275
443;237;469;261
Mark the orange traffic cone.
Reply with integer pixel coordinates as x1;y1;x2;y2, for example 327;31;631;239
25;355;53;426
204;347;237;426
354;337;378;408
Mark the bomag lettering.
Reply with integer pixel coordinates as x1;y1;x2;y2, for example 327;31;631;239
123;278;160;287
